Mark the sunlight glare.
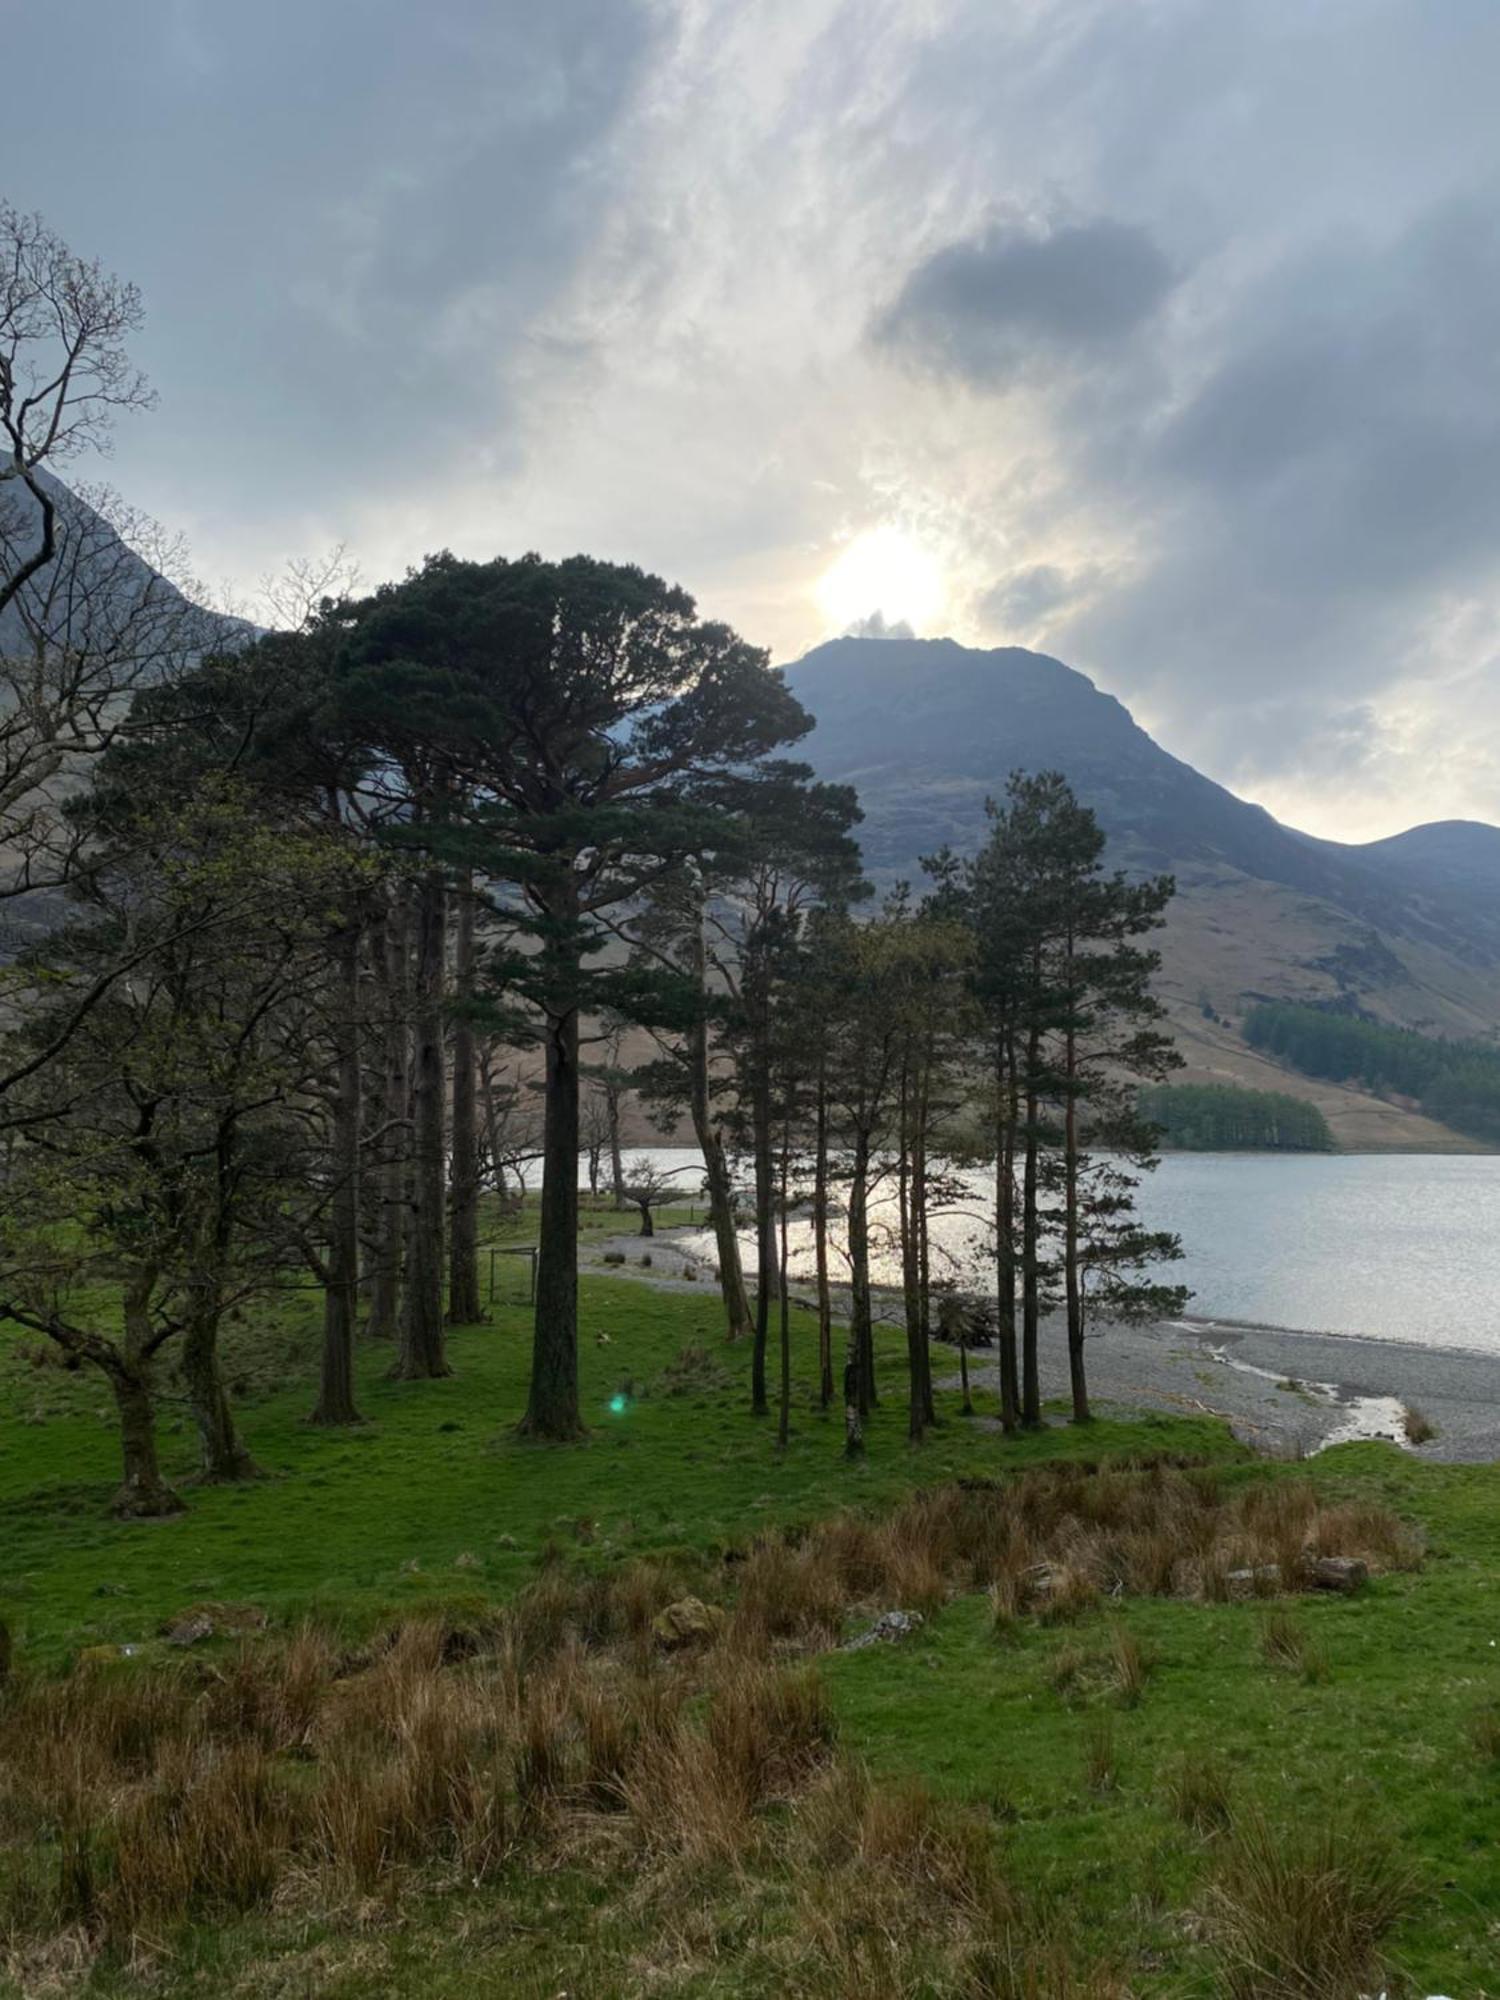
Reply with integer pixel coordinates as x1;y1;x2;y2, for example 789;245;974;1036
814;526;945;635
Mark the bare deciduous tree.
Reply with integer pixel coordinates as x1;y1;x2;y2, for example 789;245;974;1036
0;203;154;621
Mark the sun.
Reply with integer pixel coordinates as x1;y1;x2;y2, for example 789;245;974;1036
814;525;945;635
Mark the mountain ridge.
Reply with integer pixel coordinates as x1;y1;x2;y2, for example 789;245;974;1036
783;635;1500;1149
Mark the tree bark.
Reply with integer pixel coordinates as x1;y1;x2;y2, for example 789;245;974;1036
914;1049;936;1426
366;884;409;1341
447;880;484;1325
777;1118;792;1451
750;1049;774;1418
689;921;752;1343
520;985;585;1439
313;912;364;1424
1021;1001;1043;1428
994;1030;1020;1433
108;1364;183;1519
606;1081;626;1209
847;1122;874;1438
181;1309;262;1480
899;1063;925;1442
813;1056;834;1408
1063;997;1089;1423
393;866;449;1379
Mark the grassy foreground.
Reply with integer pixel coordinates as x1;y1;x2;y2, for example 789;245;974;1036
3;1233;1500;1996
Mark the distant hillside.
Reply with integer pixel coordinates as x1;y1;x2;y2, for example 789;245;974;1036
785;636;1500;1151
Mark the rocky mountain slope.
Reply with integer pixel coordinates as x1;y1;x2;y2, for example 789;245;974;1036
785;637;1500;1149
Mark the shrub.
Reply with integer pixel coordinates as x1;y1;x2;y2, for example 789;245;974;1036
1207;1811;1418;1999
1402;1403;1437;1444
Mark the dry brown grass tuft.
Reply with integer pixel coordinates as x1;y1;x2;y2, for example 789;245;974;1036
1106;1623;1148;1708
1206;1810;1418;1998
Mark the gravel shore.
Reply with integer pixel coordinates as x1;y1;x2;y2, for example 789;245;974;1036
582;1226;1497;1463
997;1312;1499;1463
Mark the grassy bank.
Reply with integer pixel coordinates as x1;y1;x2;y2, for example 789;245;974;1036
4;1229;1500;1995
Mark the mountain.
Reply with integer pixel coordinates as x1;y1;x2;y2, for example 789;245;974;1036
784;636;1500;1150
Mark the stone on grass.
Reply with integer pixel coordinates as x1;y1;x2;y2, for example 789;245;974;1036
652;1596;724;1649
844;1609;926;1652
1302;1554;1368;1592
160;1602;268;1647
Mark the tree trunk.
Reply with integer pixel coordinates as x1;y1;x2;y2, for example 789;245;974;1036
914;1051;936;1426
994;1031;1020;1433
777;1119;792;1451
637;1203;655;1238
181;1307;261;1481
847;1122;874;1439
447;881;484;1325
108;1365;182;1519
394;866;449;1380
899;1063;925;1443
813;1055;834;1408
520;987;585;1439
314;913;364;1424
607;1083;626;1209
1021;1007;1043;1429
689;922;752;1343
750;1054;774;1418
1063;1005;1089;1424
366;883;409;1342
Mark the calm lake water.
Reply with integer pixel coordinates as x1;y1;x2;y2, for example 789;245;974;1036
1133;1152;1500;1352
606;1148;1500;1355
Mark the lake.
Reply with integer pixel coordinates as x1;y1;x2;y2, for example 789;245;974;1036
604;1148;1500;1356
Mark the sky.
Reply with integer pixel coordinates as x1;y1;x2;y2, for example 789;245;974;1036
5;0;1500;843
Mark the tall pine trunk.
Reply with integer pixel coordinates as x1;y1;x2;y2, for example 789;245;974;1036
750;1050;774;1417
994;1029;1020;1432
447;881;483;1325
689;920;752;1342
1063;997;1089;1422
607;1083;626;1208
843;1123;872;1457
394;866;449;1380
521;986;584;1438
314;912;364;1424
898;1062;925;1442
1021;1010;1043;1429
776;1119;791;1450
914;1048;936;1428
813;1054;834;1408
365;885;408;1342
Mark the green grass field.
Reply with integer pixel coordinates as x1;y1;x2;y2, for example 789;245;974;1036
4;1218;1500;1996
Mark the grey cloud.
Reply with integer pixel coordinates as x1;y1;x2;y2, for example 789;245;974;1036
1064;193;1500;758
2;0;657;529
977;563;1099;635
876;217;1175;384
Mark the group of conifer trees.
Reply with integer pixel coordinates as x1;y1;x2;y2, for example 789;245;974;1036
0;547;1187;1513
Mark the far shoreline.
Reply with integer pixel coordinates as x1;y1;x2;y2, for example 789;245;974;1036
580;1223;1500;1465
